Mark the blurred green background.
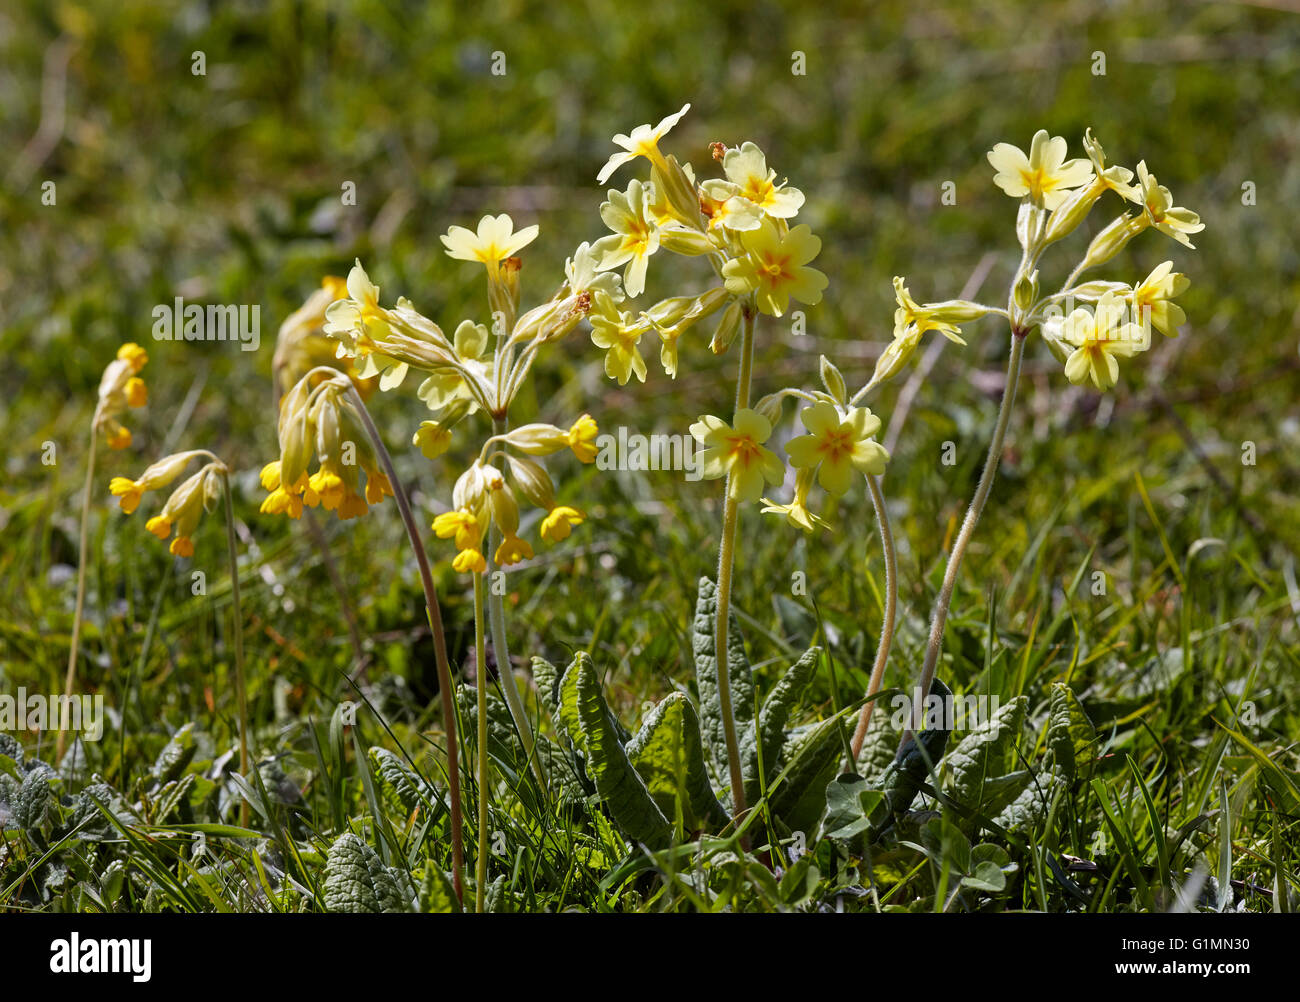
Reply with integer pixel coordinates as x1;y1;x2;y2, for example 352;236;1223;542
1;0;1297;793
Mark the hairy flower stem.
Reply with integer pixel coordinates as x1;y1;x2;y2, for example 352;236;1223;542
345;385;465;904
219;470;252;830
901;332;1025;749
473;571;489;913
486;415;543;786
715;304;756;832
850;473;897;762
57;430;97;762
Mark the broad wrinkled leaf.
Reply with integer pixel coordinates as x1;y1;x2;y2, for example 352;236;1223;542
770;714;848;834
759;645;820;773
151;723;197;784
692;577;756;785
626;692;727;831
944;695;1028;807
573;655;671;848
1047;682;1097;780
322;833;409;913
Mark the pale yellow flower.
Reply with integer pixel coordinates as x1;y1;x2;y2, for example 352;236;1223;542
594;179;661;297
441;213;539;264
589;297;650;385
690;408;785;503
722;221;827;317
987;130;1094;210
1059;292;1146;390
761;468;831;534
1130;261;1190;339
784;401;889;496
699;142;804;228
596;103;690;184
1134;161;1204;248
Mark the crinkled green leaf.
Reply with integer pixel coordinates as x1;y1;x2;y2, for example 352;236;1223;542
532;655;560;713
368;747;430;817
759;645;820;772
13;768;53;832
770;714;848;834
415;864;461;913
152;723;197;785
692;577;756;786
573;654;671;848
1048;682;1097;780
322;832;409;913
626;692;727;831
945;696;1027;807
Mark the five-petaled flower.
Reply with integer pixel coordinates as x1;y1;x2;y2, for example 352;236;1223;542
441;213;539;264
1058;292;1147;390
1134;162;1205;249
784;401;890;496
596;103;691;185
987;130;1094;210
722;221;828;317
690;408;785;503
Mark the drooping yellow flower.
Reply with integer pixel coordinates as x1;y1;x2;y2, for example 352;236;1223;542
121;456;226;558
440;213;539;264
495;534;535;566
589;297;650;385
433;509;484;551
94;342;150;451
596;103;691;184
987;130;1094;210
722;221;828;318
1058;292;1146;390
690;408;785;503
761;468;831;534
892;277;966;344
594;179;661;298
1130;261;1190;339
540;505;585;543
1134;162;1205;249
784;401;890;496
567;415;600;463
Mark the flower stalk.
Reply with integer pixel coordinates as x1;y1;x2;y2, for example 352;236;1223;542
850;472;897;760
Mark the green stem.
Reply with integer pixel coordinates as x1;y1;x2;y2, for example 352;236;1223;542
58;428;97;763
851;472;897;761
485;414;543;785
345;384;465;905
219;470;252;830
473;571;489;913
902;332;1025;748
714;304;756;829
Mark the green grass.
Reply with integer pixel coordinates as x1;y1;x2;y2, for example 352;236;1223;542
1;0;1298;912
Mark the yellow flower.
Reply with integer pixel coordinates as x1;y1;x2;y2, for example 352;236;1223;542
594;179;661;298
722;221;827;318
105;424;132;451
323;260;390;353
567;415;600;463
109;450;207;515
1130;261;1190;339
589;297;649;385
1135;161;1204;249
761;468;831;534
94;342;150;450
892;277;966;344
784;401;889;495
130;461;225;557
117;342;148;372
1059;292;1146;390
596;103;690;184
1082;128;1138;200
433;509;483;551
495;534;534;566
441;213;539;264
414;420;454;459
125;377;148;408
541;505;585;543
109;477;144;514
690;408;785;503
987;130;1094;210
700;142;804;228
453;548;488;575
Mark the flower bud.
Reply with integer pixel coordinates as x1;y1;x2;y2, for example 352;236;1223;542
819;355;847;405
651;154;703;228
507;455;555;511
504;423;570;456
1079;213;1149;273
1042;184;1101;245
710;300;743;354
658;225;715;256
872;328;920;385
1013;270;1040;313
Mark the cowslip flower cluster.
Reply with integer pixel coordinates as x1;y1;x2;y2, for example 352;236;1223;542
94;343;149;450
272;276;378;399
259;369;393;521
868;128;1200;396
584;105;828;387
431;415;600;573
109;450;227;557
